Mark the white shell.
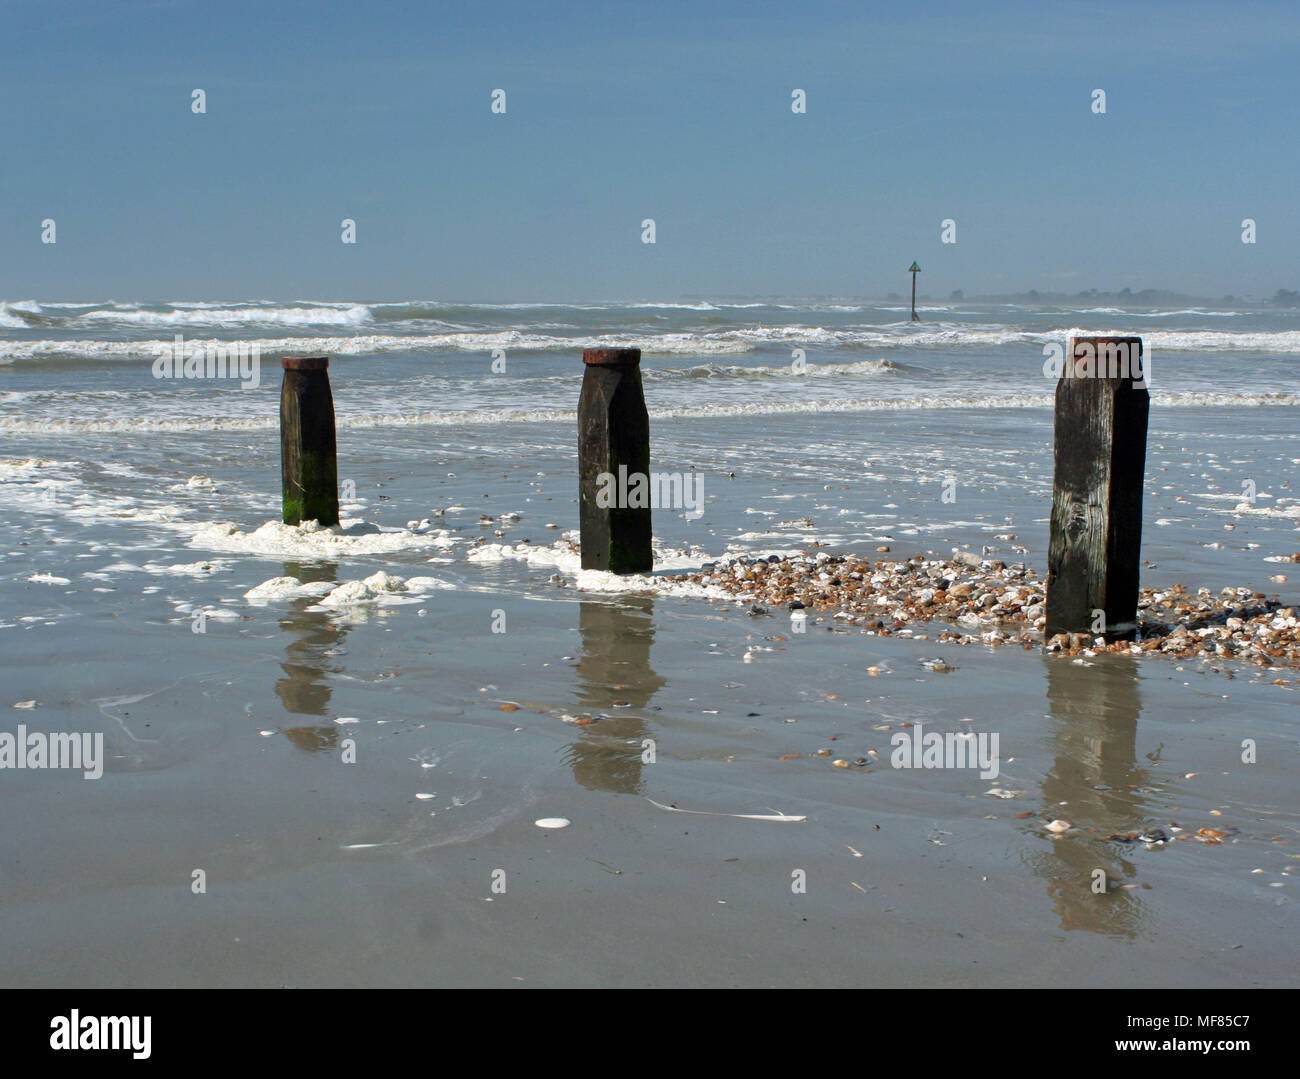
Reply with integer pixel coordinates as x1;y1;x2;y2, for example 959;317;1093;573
534;817;571;829
1045;819;1071;833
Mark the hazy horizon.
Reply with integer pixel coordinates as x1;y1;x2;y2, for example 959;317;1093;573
6;287;1294;306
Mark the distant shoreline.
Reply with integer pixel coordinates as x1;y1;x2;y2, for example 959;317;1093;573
682;289;1300;307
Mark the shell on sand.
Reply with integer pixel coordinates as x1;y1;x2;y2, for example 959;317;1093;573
534;817;571;829
658;552;1298;676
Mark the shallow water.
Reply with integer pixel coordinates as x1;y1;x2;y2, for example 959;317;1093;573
1;300;1296;986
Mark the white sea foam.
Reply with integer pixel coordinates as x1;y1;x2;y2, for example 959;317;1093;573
1210;500;1300;520
466;538;723;599
0;456;66;476
315;571;410;607
242;570;457;620
466;540;583;572
1127;309;1243;318
243;576;336;603
102;559;233;577
80;304;372;328
189;519;461;558
7;324;1300;369
2;389;1295;436
664;357;902;380
0;329;758;362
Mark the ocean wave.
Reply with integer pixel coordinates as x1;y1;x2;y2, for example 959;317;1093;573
76;304;372;328
660;357;903;379
1125;309;1244;318
1053;306;1242;317
0;330;756;362
5;310;1300;363
0;300;372;330
2;391;1293;435
1057;327;1300;352
0;325;1054;362
0;300;52;328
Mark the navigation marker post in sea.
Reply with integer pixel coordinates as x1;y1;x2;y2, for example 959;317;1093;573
908;261;921;321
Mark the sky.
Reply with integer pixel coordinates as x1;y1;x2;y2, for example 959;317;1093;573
1;0;1297;302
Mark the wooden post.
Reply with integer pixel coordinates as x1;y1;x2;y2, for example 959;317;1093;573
578;347;652;573
1046;336;1148;640
280;356;339;527
908;261;921;321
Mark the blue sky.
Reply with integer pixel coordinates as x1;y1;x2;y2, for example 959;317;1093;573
1;0;1297;301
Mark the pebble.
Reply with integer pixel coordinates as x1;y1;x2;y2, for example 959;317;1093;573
658;552;1299;675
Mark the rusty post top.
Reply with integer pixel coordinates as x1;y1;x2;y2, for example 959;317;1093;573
282;356;329;371
582;347;641;367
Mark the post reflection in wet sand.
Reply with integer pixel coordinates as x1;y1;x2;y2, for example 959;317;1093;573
566;596;666;794
1033;655;1154;939
275;561;347;752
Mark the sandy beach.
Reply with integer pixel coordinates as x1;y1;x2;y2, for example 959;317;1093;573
2;558;1295;987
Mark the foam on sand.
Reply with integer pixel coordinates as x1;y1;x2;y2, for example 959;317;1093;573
28;572;72;585
189;518;460;559
242;577;336;604
467;537;735;599
244;570;457;609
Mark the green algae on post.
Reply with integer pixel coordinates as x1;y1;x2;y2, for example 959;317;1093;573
280;356;339;527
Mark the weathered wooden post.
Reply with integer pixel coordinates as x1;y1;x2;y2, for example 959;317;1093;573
280;356;339;527
908;261;921;321
1046;336;1148;640
578;347;652;573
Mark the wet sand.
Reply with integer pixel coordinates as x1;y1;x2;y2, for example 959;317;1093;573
1;403;1297;987
1;574;1295;987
